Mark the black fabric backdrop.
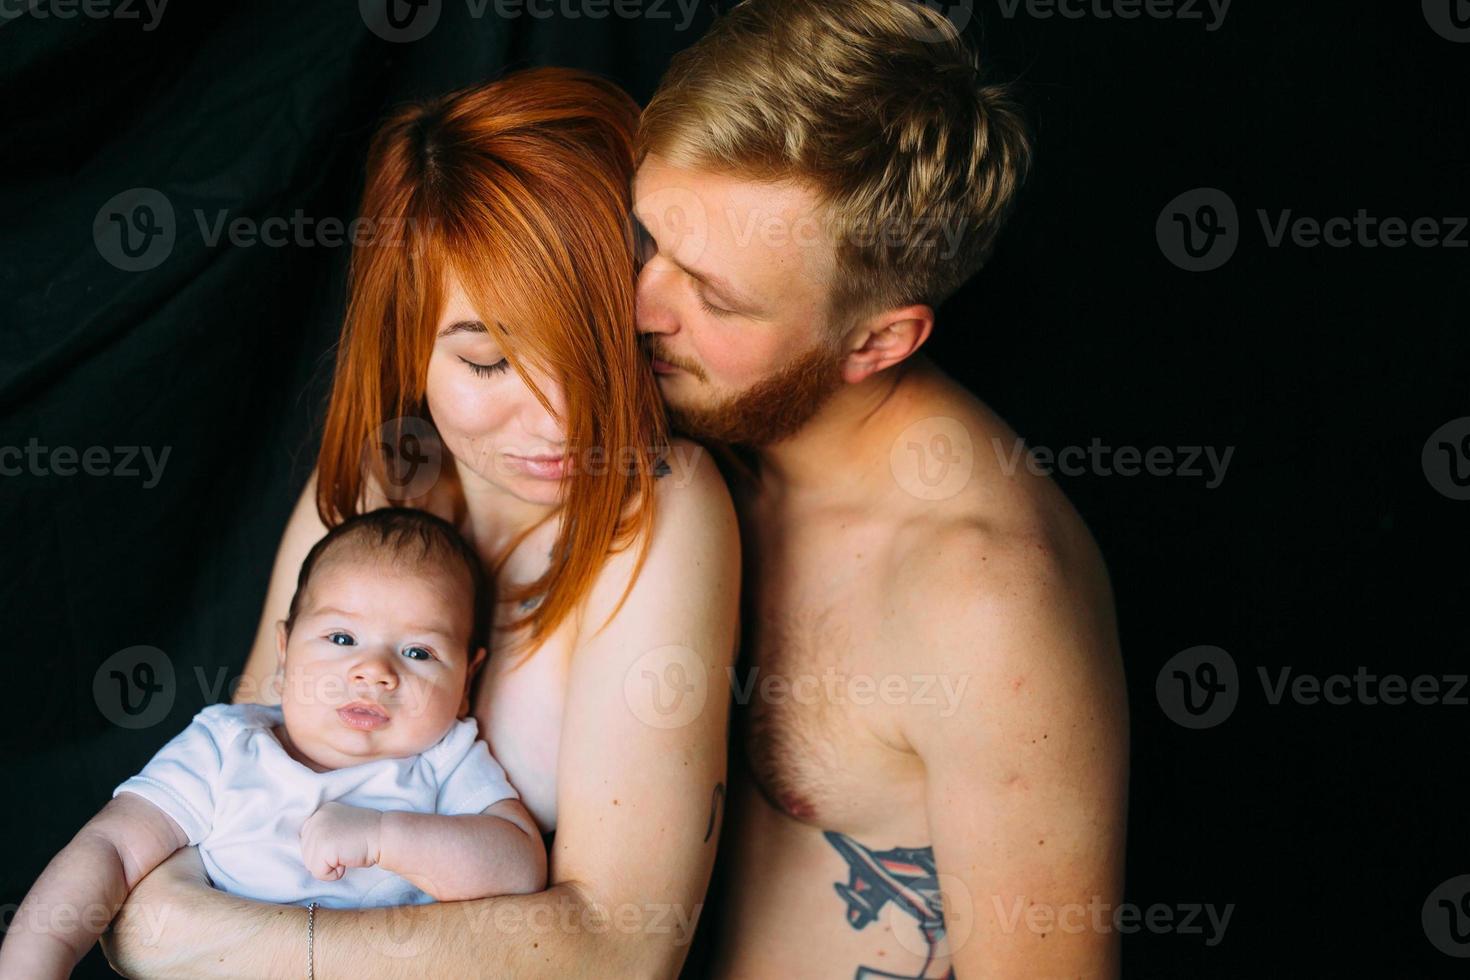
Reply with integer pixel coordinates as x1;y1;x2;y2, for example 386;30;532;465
1;2;1464;976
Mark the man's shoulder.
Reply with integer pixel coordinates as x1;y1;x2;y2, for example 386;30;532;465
886;504;1114;670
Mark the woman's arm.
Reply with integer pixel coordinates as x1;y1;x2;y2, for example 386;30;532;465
0;794;187;979
101;846;307;979
234;468;330;706
101;441;740;979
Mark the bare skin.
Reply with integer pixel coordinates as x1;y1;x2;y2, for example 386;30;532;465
635;155;1129;978
97;274;742;979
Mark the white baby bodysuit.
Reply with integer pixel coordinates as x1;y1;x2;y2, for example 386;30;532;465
113;703;518;909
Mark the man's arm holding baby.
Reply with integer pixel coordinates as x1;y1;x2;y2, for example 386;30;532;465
0;793;187;979
300;798;546;900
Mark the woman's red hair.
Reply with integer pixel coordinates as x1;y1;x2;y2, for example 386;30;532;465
316;67;666;661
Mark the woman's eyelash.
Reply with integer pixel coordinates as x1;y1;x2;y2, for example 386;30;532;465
458;355;511;377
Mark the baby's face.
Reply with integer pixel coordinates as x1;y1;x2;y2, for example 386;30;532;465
275;553;483;770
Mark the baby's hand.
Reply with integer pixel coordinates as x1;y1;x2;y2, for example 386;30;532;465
299;802;383;882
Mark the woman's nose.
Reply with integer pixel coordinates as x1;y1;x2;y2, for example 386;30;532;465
519;373;568;446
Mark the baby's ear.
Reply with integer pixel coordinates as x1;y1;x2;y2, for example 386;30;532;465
460;647;488;718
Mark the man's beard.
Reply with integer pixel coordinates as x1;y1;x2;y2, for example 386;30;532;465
655;340;846;448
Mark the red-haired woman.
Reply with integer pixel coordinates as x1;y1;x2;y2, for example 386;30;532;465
101;67;738;979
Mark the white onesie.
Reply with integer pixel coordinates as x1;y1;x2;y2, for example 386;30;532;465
112;703;518;909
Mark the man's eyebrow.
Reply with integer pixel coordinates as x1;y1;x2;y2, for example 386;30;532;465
677;259;757;311
633;212;759;312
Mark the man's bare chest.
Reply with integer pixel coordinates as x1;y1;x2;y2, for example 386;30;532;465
735;522;926;832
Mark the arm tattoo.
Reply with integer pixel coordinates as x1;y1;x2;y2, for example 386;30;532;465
824;831;954;980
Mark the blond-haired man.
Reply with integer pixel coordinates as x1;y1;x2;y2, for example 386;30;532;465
634;2;1129;976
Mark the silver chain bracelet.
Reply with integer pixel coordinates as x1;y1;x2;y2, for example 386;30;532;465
306;901;318;980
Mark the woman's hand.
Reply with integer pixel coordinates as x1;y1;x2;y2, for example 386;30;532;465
99;846;208;978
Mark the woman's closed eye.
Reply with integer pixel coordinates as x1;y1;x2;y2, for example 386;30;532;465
459;354;511;378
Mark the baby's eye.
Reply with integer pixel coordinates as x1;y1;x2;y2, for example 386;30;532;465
328;632;355;646
401;646;434;662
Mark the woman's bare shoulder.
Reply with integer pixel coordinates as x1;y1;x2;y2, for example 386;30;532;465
651;436;736;527
575;437;740;643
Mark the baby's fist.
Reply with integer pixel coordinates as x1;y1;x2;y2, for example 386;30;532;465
299;801;383;882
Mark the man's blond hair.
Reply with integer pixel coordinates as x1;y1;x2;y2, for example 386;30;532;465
639;0;1032;325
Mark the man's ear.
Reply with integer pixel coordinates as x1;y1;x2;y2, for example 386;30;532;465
840;303;934;384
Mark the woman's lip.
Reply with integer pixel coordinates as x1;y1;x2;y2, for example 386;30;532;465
508;452;571;480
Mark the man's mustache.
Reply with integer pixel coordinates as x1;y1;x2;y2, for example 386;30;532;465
642;338;707;381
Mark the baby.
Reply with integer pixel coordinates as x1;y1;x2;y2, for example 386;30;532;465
0;507;546;979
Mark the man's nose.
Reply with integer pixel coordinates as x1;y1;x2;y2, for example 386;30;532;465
635;261;677;337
